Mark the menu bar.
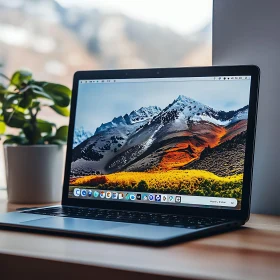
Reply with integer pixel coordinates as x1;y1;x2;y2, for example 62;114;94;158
79;76;251;84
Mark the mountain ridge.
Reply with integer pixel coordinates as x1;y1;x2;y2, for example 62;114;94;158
95;105;161;135
71;95;248;177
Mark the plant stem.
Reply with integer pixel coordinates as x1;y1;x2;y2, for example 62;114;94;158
0;73;10;81
28;108;37;145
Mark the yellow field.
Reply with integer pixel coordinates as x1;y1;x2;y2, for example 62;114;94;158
70;170;243;199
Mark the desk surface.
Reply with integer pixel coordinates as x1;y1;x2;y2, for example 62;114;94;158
0;190;279;280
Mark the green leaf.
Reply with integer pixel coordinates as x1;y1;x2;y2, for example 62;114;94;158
0;119;5;134
10;104;28;114
10;70;32;87
4;94;21;107
37;119;55;135
32;81;48;87
18;94;32;108
29;84;44;91
42;83;71;107
3;135;27;145
54;125;68;142
0;84;8;102
3;94;29;115
50;104;70;116
3;109;28;128
32;89;54;101
31;100;40;108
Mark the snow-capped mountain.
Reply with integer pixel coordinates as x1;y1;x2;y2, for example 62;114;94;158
94;106;161;134
71;106;162;175
71;95;249;176
129;106;162;123
155;95;248;127
73;127;93;148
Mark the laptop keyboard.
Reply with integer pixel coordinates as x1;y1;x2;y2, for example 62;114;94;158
23;206;229;229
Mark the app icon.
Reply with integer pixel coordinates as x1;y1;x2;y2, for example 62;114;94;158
162;195;168;202
119;193;124;199
81;189;87;197
100;191;105;198
112;192;118;199
155;194;161;202
88;190;92;197
136;194;141;200
148;194;154;201
125;193;130;200
106;191;112;199
175;196;181;203
168;195;175;202
73;188;80;197
130;194;136;201
93;191;99;198
142;194;148;200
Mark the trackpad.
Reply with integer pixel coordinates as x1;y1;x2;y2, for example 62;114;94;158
22;217;129;234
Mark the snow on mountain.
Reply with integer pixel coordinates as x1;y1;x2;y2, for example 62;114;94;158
229;107;248;123
73;127;93;147
129;106;162;123
171;94;214;119
161;95;248;126
197;115;230;126
94;105;161;134
169;95;204;112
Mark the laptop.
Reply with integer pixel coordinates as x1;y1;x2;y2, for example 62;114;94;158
0;66;260;245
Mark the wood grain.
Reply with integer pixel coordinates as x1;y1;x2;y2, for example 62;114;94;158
0;190;279;280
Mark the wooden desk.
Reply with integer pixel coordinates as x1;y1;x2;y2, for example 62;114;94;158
0;191;279;280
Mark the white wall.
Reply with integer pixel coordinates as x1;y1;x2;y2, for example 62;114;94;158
213;0;280;215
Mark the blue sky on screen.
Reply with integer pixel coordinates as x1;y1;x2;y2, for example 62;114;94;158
75;79;251;132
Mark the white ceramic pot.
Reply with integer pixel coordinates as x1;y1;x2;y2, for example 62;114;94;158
4;145;66;204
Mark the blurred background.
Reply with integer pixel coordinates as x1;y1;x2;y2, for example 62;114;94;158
0;0;213;187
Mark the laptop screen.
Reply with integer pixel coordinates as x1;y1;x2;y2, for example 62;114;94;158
69;75;251;210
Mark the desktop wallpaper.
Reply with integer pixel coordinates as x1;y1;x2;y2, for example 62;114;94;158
69;78;251;209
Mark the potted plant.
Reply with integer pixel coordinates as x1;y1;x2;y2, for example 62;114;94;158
0;70;71;204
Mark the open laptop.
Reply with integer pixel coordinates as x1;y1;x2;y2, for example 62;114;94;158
0;66;260;245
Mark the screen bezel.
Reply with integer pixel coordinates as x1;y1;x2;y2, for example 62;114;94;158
62;65;260;221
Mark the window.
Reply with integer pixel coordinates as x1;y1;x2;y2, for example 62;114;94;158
0;0;212;187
